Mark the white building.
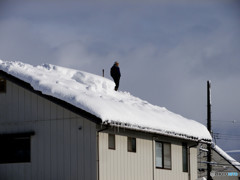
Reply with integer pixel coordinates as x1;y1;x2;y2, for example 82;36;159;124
0;60;212;180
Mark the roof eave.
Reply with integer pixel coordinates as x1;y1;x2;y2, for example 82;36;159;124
103;121;212;143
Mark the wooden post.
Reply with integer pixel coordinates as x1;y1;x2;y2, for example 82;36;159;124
102;69;104;77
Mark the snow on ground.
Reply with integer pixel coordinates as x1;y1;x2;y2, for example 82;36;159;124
0;60;212;141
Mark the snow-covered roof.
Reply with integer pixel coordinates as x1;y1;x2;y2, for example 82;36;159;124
0;60;212;142
212;144;240;171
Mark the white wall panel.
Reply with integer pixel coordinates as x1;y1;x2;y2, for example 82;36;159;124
0;80;97;180
99;132;198;180
99;132;153;180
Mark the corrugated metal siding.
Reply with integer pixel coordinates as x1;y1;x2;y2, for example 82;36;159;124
99;132;198;180
0;80;97;180
99;132;153;180
190;148;197;180
153;143;188;180
153;141;197;180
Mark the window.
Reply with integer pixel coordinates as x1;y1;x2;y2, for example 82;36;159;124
108;134;115;150
128;137;136;152
155;141;171;169
182;143;188;172
0;78;6;93
0;132;34;164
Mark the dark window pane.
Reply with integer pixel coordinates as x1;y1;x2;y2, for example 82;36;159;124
128;137;136;152
128;137;132;151
182;143;188;172
0;136;31;164
163;143;171;169
0;78;6;93
108;134;115;150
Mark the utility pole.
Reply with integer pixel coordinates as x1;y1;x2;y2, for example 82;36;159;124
207;81;213;180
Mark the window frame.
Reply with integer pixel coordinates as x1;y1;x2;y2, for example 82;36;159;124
127;137;136;153
108;134;116;150
155;141;172;170
182;143;188;172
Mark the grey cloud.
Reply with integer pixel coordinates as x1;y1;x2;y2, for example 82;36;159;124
0;18;51;64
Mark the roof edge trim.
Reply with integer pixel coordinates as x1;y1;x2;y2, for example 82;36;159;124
103;121;212;143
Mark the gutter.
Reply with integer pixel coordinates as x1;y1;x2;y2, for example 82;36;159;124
105;121;212;144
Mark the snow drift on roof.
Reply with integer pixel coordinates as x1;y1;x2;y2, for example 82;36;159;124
0;60;212;141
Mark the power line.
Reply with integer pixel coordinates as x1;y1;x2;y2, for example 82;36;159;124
212;120;240;124
213;133;240;137
220;133;240;136
213;132;240;141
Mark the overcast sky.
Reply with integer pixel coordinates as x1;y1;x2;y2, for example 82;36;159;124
0;0;240;152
